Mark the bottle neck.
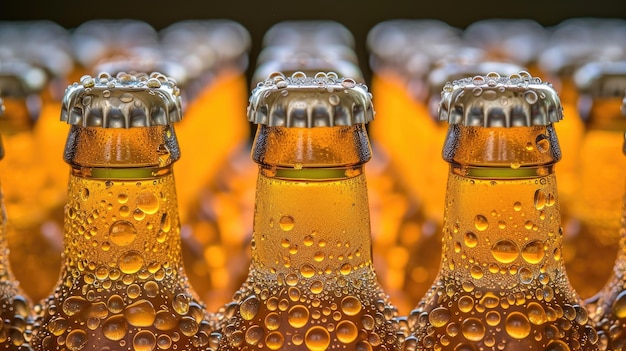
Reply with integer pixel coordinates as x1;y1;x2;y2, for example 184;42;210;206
440;125;565;289
250;124;373;276
62;125;183;276
585;97;626;131
0;97;34;134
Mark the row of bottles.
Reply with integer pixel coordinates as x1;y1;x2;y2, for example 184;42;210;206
0;17;625;351
2;66;625;350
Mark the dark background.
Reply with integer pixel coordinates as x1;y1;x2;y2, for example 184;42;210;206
3;0;626;83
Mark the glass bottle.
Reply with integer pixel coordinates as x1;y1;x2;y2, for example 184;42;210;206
31;72;219;351
571;61;626;299
588;90;626;350
159;20;252;310
0;58;62;302
0;97;32;350
404;72;599;350
219;72;401;350
366;20;463;312
538;19;626;299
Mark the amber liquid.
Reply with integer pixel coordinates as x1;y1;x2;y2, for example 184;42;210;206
406;172;598;350
220;170;400;350
32;171;218;351
0;181;32;350
368;73;443;313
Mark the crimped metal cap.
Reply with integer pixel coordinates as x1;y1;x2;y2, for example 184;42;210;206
72;19;159;69
93;48;188;87
252;46;363;87
248;72;373;127
263;20;355;48
440;71;562;127
61;72;182;128
0;60;47;97
463;19;548;65
160;20;251;69
539;18;626;76
574;61;626;97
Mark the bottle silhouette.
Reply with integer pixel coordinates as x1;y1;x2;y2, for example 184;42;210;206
219;72;401;350
404;72;599;350
159;20;253;311
31;72;220;351
538;19;626;299
366;19;463;312
0;57;62;303
0;97;33;350
572;61;626;299
588;89;626;350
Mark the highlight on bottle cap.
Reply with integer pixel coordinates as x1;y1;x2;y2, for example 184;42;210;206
439;71;562;127
428;61;526;119
574;61;626;97
61;72;182;128
0;60;48;97
248;71;374;127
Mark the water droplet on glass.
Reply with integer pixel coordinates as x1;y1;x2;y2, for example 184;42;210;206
521;240;545;264
429;307;451;327
474;215;489;231
103;315;128;341
109;221;137;246
458;296;474;313
240;295;260;321
464;232;478;248
491;239;519;263
118;250;145;274
133;330;157;351
279;216;295;231
66;329;88;351
505;312;531;339
124;300;156;327
536;134;550;153
287;305;309;328
336;320;358;344
461;317;485;342
137;191;159;214
305;326;331;351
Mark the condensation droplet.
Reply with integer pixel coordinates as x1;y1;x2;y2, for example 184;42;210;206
474;215;489;231
124;300;156;327
240;295;260;321
336;320;358;344
491;239;519;263
118;250;145;274
429;307;451;327
341;296;361;316
464;232;477;248
521;240;545;264
288;305;309;328
461;318;485;342
305;326;331;351
137;191;159;215
505;312;531;339
279;216;295;231
536;134;550;153
458;296;474;313
109;221;137;246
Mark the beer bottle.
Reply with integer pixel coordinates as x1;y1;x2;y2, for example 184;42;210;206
220;72;401;350
395;60;525;308
0;97;32;350
571;61;626;298
159;20;252;310
160;20;251;226
404;72;599;350
31;72;219;351
588;90;626;350
366;20;462;312
0;59;62;302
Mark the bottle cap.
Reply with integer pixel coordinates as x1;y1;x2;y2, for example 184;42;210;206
263;20;355;49
367;20;461;74
93;48;189;88
539;18;626;76
72;19;159;69
0;59;48;97
160;20;251;72
61;72;182;128
0;20;74;79
439;71;562;127
248;72;373;127
574;61;626;97
463;19;547;65
252;46;363;87
428;61;526;119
